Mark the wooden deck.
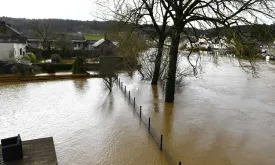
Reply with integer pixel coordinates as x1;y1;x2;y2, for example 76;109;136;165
0;137;57;165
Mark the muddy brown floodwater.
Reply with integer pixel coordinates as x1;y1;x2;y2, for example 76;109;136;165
120;57;275;165
1;56;275;165
0;79;168;165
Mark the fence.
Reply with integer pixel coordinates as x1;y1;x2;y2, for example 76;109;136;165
115;75;182;165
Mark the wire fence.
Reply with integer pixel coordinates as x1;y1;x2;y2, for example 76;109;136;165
115;75;182;165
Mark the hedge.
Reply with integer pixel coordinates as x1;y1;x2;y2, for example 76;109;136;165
0;62;6;74
34;63;73;73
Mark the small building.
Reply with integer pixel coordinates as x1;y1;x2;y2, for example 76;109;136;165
83;34;102;50
197;35;212;49
185;36;198;49
92;35;116;56
69;33;86;50
0;21;27;61
212;37;228;50
185;35;213;50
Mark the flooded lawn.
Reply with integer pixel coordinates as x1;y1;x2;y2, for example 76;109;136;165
0;79;168;165
119;57;275;165
1;56;275;165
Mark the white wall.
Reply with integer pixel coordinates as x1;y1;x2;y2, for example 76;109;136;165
0;43;26;61
13;43;26;58
0;43;14;61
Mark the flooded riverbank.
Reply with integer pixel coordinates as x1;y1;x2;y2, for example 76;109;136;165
119;57;275;165
0;79;168;165
1;56;275;165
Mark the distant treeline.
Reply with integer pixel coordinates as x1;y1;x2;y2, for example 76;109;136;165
0;17;118;35
1;17;275;42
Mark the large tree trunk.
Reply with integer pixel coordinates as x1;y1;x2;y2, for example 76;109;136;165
151;36;165;85
165;31;180;103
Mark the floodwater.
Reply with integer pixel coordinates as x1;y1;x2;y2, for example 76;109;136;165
120;56;275;165
1;56;275;165
0;79;168;165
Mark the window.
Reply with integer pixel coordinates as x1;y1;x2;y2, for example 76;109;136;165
20;48;22;55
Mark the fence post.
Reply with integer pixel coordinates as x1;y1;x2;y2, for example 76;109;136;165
148;117;151;132
134;97;135;108
125;86;126;94
160;135;163;151
140;106;142;118
129;91;131;101
179;162;181;165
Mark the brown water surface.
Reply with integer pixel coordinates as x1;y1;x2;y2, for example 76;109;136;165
0;79;168;165
120;57;275;165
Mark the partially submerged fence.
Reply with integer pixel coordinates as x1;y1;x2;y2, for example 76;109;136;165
115;76;182;165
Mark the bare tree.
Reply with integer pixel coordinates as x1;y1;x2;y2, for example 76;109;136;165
95;0;171;84
31;20;53;51
95;0;275;102
158;0;275;102
103;76;116;92
130;0;171;84
55;33;73;55
108;24;148;72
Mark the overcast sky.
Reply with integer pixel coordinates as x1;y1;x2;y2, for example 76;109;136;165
0;0;98;21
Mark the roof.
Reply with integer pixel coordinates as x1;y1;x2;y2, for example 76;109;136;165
0;21;26;43
66;33;84;41
92;38;105;47
5;24;21;36
83;34;104;41
0;21;22;37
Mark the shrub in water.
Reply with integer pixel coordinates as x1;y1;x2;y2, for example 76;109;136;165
72;56;87;74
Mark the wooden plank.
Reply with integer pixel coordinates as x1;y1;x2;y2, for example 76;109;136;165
0;137;57;165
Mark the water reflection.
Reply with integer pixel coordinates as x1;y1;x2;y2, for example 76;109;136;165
0;79;168;165
119;57;275;165
101;93;114;116
152;85;159;112
73;79;88;92
163;103;174;139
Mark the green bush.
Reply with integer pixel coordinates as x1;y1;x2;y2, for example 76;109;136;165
26;53;36;63
21;55;31;62
72;56;87;74
51;54;62;63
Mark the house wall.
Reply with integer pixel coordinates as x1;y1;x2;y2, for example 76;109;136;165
13;43;26;58
0;43;27;61
73;41;86;50
0;43;14;61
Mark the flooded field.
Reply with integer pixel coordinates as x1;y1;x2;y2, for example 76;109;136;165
0;79;168;165
120;57;275;165
1;56;275;165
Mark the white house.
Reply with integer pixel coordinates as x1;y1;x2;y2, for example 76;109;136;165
212;37;228;50
197;36;212;49
186;36;211;49
0;21;27;61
